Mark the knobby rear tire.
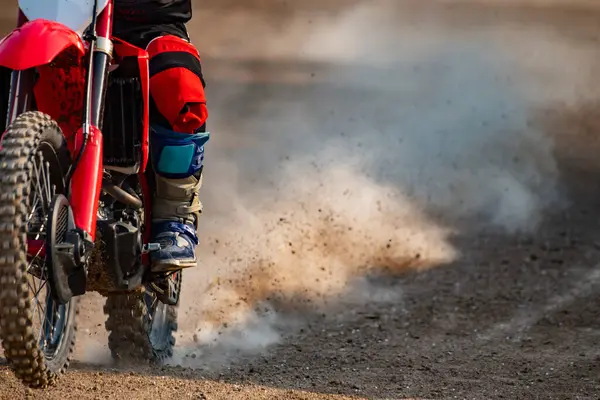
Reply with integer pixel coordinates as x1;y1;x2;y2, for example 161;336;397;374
104;290;178;363
0;111;78;389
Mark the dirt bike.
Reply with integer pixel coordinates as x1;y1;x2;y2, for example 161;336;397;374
0;0;183;389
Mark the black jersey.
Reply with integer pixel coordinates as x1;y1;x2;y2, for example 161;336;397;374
113;0;192;47
114;0;192;25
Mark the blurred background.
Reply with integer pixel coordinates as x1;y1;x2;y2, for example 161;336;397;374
2;1;600;398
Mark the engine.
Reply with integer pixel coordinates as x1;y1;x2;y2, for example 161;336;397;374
90;58;149;293
93;201;145;293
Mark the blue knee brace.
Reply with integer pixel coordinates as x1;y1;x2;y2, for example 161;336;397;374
150;125;210;179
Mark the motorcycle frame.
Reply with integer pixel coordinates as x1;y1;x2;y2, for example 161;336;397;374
0;1;152;261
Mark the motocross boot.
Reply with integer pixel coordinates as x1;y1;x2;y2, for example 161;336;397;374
149;125;210;273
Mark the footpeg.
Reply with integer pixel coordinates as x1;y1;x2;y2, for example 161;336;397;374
143;243;161;253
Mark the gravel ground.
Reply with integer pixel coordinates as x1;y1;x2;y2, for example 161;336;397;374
2;1;600;399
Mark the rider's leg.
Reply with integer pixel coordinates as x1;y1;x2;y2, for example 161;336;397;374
145;34;209;272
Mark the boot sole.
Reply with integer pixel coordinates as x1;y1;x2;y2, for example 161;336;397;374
151;259;197;273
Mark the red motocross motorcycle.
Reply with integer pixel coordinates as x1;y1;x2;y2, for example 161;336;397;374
0;0;183;389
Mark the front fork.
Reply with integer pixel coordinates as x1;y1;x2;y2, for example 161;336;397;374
2;3;116;301
3;10;35;127
4;55;109;297
5;69;34;125
4;53;109;264
65;3;114;255
69;49;111;246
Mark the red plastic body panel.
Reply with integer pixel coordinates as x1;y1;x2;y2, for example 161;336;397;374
35;52;87;152
112;38;150;174
70;126;103;240
0;19;85;71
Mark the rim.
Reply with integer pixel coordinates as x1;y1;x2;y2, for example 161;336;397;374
26;143;70;360
146;272;180;350
147;299;169;349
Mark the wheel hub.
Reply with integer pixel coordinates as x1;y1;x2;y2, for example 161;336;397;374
46;194;87;305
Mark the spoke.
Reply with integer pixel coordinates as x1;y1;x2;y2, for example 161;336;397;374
31;156;47;216
47;161;54;200
26;242;45;272
27;155;49;232
39;155;51;209
31;280;47;301
28;155;50;345
34;285;54;346
27;276;38;299
30;278;48;337
26;195;41;223
39;155;51;204
40;259;47;281
46;305;56;343
33;222;46;242
32;281;45;341
25;149;65;352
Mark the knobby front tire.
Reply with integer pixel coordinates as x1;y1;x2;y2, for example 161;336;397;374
0;111;78;389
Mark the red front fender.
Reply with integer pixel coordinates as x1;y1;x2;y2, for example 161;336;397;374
0;19;85;71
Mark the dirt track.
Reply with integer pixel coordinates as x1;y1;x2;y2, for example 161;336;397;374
2;1;600;399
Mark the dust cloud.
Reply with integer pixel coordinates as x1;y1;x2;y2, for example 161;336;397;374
165;2;562;367
0;0;580;374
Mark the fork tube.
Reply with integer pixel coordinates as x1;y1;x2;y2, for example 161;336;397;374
6;69;34;126
90;0;113;127
69;2;113;241
17;9;27;27
89;53;111;128
5;9;33;127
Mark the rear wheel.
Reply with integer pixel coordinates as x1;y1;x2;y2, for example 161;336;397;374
103;272;181;362
0;111;78;388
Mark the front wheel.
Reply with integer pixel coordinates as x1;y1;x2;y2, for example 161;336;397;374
0;111;78;388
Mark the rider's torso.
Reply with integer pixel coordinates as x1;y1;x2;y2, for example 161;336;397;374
113;0;192;24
